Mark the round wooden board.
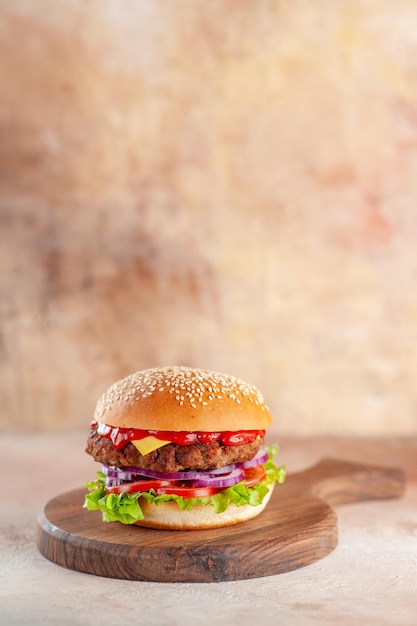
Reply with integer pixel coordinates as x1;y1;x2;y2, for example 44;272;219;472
37;477;337;582
37;458;404;582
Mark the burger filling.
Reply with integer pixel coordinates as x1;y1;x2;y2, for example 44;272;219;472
84;422;286;525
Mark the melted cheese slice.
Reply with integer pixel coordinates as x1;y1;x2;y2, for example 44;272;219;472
131;436;171;455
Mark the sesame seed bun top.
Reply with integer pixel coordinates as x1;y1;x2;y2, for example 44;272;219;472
93;366;273;432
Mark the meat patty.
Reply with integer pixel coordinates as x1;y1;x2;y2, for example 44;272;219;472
85;429;264;473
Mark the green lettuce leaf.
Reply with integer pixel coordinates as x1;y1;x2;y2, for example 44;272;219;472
84;445;286;525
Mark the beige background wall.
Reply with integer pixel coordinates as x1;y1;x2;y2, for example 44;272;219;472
1;0;417;435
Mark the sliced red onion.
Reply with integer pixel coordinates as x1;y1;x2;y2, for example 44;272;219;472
102;465;233;482
105;477;122;488
104;468;244;490
103;467;142;481
192;467;244;488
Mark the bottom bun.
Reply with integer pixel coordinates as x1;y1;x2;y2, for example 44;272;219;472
133;485;274;530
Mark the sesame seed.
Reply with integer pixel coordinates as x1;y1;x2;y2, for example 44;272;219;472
93;365;268;420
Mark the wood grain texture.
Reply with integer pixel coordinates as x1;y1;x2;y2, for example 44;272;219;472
36;458;405;582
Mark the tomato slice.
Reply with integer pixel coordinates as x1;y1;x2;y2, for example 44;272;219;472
242;464;267;487
155;484;220;498
106;479;220;498
106;479;172;494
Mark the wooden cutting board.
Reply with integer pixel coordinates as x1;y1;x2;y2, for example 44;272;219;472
37;458;404;583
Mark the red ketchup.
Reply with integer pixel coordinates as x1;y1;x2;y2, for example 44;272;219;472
91;421;264;450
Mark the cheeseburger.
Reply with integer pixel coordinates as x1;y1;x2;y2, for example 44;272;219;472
84;366;285;529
